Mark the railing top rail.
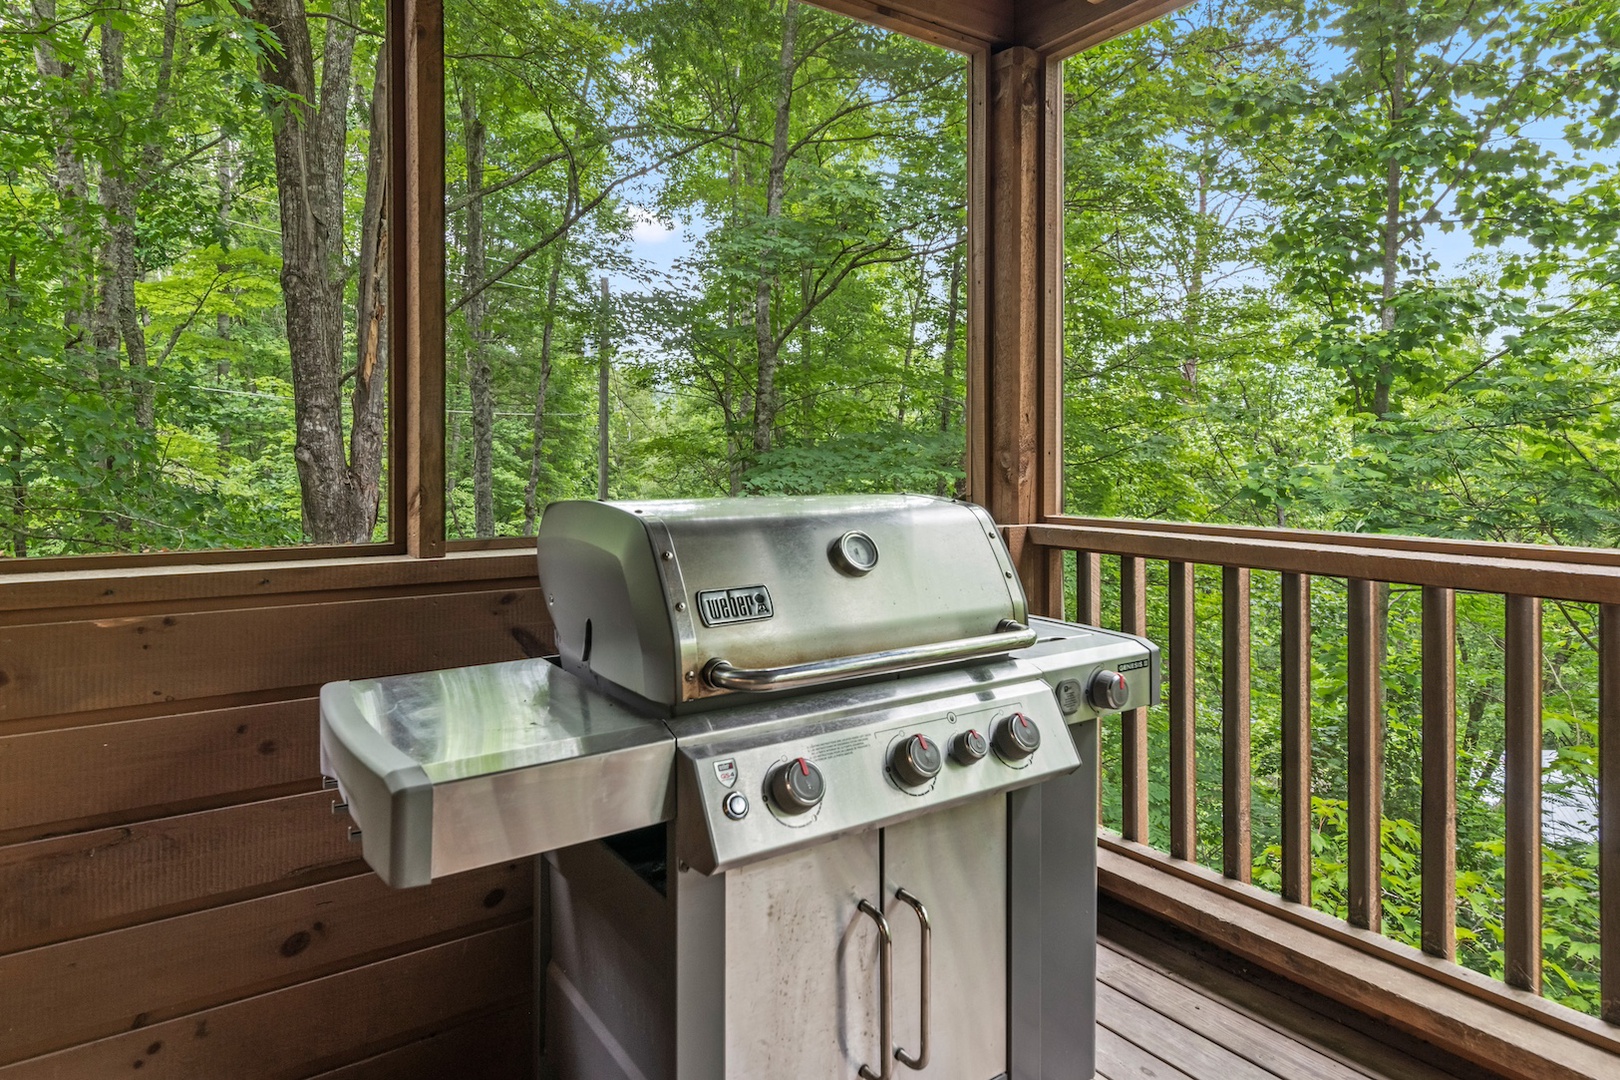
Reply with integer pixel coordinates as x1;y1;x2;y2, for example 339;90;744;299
1021;521;1620;604
1042;514;1620;570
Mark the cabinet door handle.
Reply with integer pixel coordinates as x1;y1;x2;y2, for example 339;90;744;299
857;899;894;1080
893;889;931;1071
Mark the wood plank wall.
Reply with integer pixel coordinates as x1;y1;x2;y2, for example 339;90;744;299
0;553;551;1078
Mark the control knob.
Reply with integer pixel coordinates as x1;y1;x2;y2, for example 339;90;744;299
891;734;943;787
1089;670;1131;712
770;757;825;813
994;712;1041;760
951;729;989;765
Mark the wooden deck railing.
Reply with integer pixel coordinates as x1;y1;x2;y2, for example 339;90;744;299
1018;517;1620;1036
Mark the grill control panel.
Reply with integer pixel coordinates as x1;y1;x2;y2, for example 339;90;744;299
676;678;1079;874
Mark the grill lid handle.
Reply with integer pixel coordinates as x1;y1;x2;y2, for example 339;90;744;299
702;620;1038;693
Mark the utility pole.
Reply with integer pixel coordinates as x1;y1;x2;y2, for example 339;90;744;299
597;276;611;500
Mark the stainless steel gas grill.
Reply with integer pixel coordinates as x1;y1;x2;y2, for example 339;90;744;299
320;494;1159;1080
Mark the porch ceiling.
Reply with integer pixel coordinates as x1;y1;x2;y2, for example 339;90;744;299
807;0;1192;54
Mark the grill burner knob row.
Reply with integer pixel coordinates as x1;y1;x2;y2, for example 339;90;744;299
891;734;943;787
769;757;825;813
994;712;1041;760
1088;670;1131;712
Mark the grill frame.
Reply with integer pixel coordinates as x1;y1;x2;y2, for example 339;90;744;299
319;495;1162;1079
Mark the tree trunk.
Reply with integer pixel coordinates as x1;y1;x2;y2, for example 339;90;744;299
940;232;962;433
123;0;181;429
251;0;382;543
459;83;495;538
216;138;236;366
939;230;964;497
348;45;391;536
897;256;926;426
1371;37;1410;672
93;11;134;409
1374;41;1407;420
7;441;23;559
597;277;611;500
31;0;92;366
798;266;815;431
750;0;799;459
522;249;563;534
215;140;236;459
5;249;23;557
1184;142;1210;396
94;0;180;433
726;139;745;495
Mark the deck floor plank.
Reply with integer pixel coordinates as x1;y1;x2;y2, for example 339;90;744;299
1098;945;1375;1080
1097;908;1500;1080
1096;1024;1199;1080
1097;979;1285;1080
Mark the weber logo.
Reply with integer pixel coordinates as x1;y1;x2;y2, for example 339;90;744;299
697;585;774;626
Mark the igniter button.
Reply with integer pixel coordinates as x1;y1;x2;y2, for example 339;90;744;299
722;792;750;820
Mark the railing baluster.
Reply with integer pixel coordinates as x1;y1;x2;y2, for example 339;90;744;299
1281;573;1311;905
1347;578;1383;932
1222;566;1251;882
1421;586;1457;960
1602;604;1619;1024
1077;550;1101;626
1073;549;1104;826
1121;556;1149;843
1169;561;1196;862
1504;594;1543;994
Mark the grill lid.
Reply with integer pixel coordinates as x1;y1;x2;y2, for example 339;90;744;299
536;494;1028;710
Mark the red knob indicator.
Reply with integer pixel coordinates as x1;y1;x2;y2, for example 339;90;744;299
891;734;943;786
770;757;824;813
993;712;1041;760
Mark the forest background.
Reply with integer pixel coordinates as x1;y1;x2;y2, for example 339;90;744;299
4;0;1619;1019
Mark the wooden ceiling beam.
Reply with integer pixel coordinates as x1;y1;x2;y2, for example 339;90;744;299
807;0;1017;51
1016;0;1193;56
807;0;1193;55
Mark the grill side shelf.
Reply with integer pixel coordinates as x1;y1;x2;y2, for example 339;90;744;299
320;660;679;888
320;680;435;888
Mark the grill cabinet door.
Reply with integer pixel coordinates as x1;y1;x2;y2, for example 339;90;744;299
883;794;1008;1079
723;829;883;1077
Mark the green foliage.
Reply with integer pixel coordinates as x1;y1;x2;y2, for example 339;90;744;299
2;0;384;554
440;0;969;524
1069;0;1618;1020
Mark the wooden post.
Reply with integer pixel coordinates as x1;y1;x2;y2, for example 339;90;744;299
1504;594;1542;993
1076;550;1101;626
597;276;610;501
1601;604;1619;1023
1281;572;1312;904
1169;560;1196;862
1347;578;1383;931
973;47;1062;612
1121;555;1149;842
1222;566;1252;882
400;0;444;557
1421;586;1457;959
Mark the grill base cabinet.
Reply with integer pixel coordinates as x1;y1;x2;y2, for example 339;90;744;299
545;775;1098;1080
319;497;1150;1080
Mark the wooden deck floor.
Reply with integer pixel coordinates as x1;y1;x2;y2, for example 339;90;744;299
1095;899;1504;1080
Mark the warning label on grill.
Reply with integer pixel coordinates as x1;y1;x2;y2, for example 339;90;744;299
808;734;871;762
696;585;774;626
